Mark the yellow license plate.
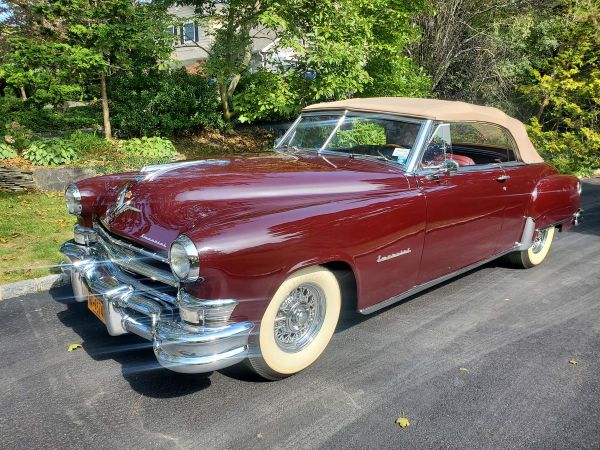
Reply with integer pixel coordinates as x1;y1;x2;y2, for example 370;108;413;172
88;295;106;324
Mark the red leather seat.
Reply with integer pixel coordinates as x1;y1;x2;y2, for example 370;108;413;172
448;154;475;167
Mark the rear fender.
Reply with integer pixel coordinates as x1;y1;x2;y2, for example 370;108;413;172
527;174;580;230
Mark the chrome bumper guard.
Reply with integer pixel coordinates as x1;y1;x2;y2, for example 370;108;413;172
60;234;253;374
573;209;583;226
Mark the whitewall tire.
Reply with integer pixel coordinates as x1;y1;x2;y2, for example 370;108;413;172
508;226;556;269
247;266;341;380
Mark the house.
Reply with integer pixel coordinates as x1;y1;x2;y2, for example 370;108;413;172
168;5;294;71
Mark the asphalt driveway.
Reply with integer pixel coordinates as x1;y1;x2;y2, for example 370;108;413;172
1;180;599;449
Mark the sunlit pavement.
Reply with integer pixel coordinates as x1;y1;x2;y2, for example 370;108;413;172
1;180;600;449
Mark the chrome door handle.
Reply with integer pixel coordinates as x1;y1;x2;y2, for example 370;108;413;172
496;175;510;182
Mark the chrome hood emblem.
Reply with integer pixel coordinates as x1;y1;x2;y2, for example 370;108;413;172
104;183;141;221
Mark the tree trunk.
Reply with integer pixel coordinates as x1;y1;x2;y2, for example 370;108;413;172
20;86;27;101
536;97;549;121
218;44;252;123
100;72;112;140
219;83;234;122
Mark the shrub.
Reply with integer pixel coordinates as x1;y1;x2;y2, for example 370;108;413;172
23;138;80;166
0;97;101;132
68;131;113;157
0;143;18;160
3;122;32;151
233;70;301;124
119;137;176;160
527;118;600;176
109;69;221;137
333;121;387;147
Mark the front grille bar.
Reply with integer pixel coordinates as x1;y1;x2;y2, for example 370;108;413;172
94;224;178;288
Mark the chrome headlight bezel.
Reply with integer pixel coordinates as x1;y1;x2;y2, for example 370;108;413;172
169;235;200;282
65;183;82;215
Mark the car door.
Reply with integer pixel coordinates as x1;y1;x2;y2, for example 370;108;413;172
414;122;508;284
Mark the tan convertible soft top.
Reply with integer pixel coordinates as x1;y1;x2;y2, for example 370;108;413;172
303;97;543;164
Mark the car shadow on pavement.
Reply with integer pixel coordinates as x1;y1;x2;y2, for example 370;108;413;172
50;284;213;397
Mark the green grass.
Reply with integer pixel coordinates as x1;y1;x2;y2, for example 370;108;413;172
0;192;75;284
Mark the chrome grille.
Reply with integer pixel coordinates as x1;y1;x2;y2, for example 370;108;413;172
94;224;178;288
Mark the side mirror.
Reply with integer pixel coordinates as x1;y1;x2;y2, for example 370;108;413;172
439;159;459;175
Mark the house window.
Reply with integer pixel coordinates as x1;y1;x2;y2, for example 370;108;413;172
182;22;197;44
167;25;178;45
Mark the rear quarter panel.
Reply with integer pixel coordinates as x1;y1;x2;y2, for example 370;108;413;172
528;172;581;229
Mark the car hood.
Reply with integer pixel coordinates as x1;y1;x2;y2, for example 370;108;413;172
97;153;408;252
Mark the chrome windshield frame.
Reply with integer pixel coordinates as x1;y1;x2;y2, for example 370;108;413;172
275;109;432;171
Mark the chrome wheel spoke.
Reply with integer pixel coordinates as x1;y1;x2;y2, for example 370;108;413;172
273;283;326;353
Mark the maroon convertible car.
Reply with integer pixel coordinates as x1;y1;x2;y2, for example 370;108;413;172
61;97;582;380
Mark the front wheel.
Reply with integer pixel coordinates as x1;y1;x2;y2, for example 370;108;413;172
508;226;556;269
246;266;341;380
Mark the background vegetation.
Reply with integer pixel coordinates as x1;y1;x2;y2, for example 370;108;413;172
0;0;598;175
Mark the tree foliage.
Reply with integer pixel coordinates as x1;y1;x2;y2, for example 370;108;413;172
1;0;173;138
180;0;430;122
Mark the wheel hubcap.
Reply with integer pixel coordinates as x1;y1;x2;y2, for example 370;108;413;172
531;228;549;254
274;283;326;353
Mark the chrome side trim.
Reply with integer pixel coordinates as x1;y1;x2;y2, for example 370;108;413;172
516;217;536;251
359;246;518;315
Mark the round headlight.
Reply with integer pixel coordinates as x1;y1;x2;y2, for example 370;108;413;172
169;235;200;282
65;183;82;215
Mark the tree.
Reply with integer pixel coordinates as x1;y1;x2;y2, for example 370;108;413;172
516;0;600;174
179;0;429;122
1;0;173;139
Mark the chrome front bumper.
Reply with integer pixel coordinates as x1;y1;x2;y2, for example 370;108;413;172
60;238;253;374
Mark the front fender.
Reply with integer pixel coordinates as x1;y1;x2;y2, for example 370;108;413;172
185;182;425;321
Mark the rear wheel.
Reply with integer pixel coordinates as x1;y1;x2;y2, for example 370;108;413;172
247;266;341;380
508;226;555;268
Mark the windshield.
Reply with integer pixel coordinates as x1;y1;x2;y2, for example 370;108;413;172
277;112;424;165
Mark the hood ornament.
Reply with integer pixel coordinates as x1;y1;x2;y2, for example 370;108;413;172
104;183;141;222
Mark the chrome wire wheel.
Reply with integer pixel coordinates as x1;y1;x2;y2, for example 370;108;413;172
530;228;550;254
274;283;326;353
508;226;555;269
246;266;341;380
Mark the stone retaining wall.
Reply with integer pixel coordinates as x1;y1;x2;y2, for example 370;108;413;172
0;167;36;191
0;166;97;192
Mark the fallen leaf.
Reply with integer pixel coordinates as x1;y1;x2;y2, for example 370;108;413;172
568;359;578;365
396;417;410;428
67;343;82;352
256;433;263;439
459;367;469;372
504;298;511;301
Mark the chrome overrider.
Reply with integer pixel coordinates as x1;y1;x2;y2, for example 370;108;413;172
60;224;254;374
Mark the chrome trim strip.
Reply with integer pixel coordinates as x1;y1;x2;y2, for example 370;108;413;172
359;245;519;315
319;110;347;151
139;160;230;182
406;119;433;173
